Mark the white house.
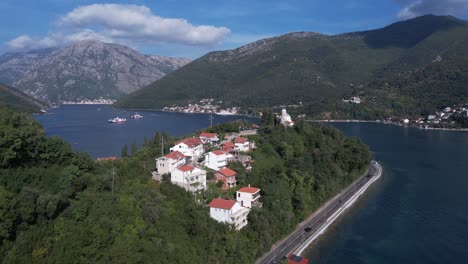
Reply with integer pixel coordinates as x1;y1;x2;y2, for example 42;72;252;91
208;198;250;230
154;151;186;179
236;186;261;208
199;132;219;144
204;150;228;171
170;138;204;159
171;165;207;193
234;137;255;152
280;108;294;127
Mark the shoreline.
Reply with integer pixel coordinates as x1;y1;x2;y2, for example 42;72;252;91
307;119;468;132
256;161;382;264
294;162;383;256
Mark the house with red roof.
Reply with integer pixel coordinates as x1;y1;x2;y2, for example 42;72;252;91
199;132;219;144
171;165;207;192
236;185;261;208
234;137;255;152
222;141;236;153
154;151;186;180
170;137;204;158
208;198;250;230
288;254;309;264
215;168;238;189
204;150;230;171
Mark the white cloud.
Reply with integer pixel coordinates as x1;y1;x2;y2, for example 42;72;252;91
5;4;230;51
395;0;468;19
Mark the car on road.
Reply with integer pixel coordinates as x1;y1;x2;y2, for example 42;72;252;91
304;227;312;232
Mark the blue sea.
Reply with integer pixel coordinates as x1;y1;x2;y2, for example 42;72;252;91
33;104;257;158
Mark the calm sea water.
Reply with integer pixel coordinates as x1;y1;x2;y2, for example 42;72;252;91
34;107;468;263
33;105;257;158
305;122;468;264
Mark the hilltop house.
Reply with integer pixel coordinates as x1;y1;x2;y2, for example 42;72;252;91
208;199;250;230
215;168;237;189
171;165;207;192
204;150;229;171
199;132;219;144
234;137;255;152
153;151;186;180
280;108;294;127
170;137;204;159
236;185;261;208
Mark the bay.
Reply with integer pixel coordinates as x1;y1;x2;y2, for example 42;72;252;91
33;105;257;158
304;122;468;264
34;107;468;263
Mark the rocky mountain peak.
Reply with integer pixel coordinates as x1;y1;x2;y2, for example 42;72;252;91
0;40;191;102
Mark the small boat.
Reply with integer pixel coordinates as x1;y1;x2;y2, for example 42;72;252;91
131;113;143;119
108;117;127;123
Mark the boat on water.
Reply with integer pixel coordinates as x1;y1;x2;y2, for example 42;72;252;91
108;117;127;123
131;113;143;119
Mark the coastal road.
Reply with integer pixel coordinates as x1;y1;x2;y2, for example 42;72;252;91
256;161;382;264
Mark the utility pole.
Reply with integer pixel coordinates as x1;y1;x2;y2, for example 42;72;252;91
112;167;116;194
161;135;164;156
210;113;213;128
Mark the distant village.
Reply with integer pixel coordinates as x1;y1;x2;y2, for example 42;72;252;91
149;109;294;230
385;103;468;129
62;98;116;105
162;98;240;115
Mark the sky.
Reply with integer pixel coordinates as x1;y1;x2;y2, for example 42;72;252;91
1;0;468;58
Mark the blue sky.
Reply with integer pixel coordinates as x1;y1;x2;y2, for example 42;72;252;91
1;0;468;58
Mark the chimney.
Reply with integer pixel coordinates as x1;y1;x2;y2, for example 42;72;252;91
248;184;250;187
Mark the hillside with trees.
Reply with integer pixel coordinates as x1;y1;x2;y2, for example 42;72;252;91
0;83;47;112
0;107;370;263
116;15;468;119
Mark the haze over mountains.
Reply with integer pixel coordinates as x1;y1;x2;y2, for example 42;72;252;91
0;40;191;103
117;15;468;119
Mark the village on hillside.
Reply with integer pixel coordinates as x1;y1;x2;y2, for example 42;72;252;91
151;109;294;230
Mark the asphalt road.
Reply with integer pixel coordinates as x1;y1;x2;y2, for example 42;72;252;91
256;161;381;264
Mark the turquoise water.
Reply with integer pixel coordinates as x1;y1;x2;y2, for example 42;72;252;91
304;123;468;264
33;105;257;158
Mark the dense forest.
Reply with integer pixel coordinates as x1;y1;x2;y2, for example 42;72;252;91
0;107;370;263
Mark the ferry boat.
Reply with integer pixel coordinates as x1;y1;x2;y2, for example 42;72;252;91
131;113;143;119
108;117;127;123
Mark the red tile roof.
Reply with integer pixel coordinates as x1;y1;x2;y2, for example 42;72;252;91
175;137;202;148
238;186;260;194
218;168;237;177
234;137;248;143
212;150;225;156
200;132;218;138
177;165;195;172
165;151;185;160
223;142;235;148
208;199;236;210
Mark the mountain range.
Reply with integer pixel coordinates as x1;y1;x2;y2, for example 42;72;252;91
116;15;468;119
0;40;191;103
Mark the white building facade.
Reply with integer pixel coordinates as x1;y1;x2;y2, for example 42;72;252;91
208;199;250;230
155;151;185;176
234;137;254;152
170;138;204;159
280;108;294;127
236;186;261;208
204;150;228;171
171;165;207;192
